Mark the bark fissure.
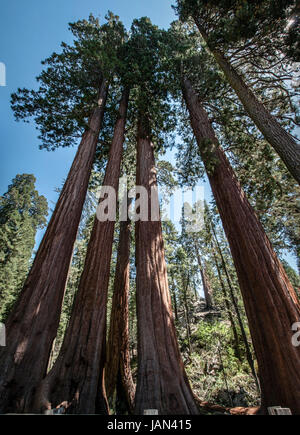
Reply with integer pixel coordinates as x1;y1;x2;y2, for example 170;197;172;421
34;89;129;415
106;198;136;414
0;80;108;414
134;116;198;415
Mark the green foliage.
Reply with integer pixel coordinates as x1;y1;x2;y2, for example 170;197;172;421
11;13;127;151
124;18;177;151
175;0;299;60
162;19;300;272
186;320;260;407
0;174;48;321
163;201;261;406
282;259;300;294
173;1;299;130
5;7;300;411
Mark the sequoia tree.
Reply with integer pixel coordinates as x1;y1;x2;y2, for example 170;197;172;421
0;14;125;413
0;174;48;321
118;17;199;415
194;243;213;309
134;114;198;414
182;76;300;414
0;82;108;415
35;88;130;415
105;203;135;414
175;0;300;185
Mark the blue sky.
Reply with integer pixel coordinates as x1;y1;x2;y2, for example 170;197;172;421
0;0;298;270
0;0;176;203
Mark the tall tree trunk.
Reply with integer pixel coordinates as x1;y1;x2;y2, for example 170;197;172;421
34;89;129;415
193;18;300;185
182;273;192;355
194;242;213;309
201;266;214;309
134;116;198;415
0;80;108;414
170;273;179;323
105;207;136;415
212;251;241;361
182;77;300;415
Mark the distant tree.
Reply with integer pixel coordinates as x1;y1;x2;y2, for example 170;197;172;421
0;174;48;320
281;259;300;298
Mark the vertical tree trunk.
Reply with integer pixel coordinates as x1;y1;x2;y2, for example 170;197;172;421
0;80;108;414
194;243;213;309
182;77;300;414
115;373;130;415
170;273;179;323
134;116;199;415
182;274;192;355
212;251;241;361
34;89;129;415
193;18;300;185
201;266;214;309
105;207;136;415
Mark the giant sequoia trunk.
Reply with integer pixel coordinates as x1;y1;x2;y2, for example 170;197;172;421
182;77;300;414
105;209;136;414
34;89;129;415
0;80;108;414
134;117;198;415
193;18;300;185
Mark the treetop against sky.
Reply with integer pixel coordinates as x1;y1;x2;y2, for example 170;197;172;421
0;0;175;198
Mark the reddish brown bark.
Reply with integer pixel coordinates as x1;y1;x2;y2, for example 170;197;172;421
182;77;300;414
105;209;136;414
134;116;199;415
34;89;129;415
0;80;108;414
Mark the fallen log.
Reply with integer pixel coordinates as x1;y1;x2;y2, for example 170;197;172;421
194;395;260;415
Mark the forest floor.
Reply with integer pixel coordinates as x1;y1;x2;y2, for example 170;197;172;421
175;298;261;410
